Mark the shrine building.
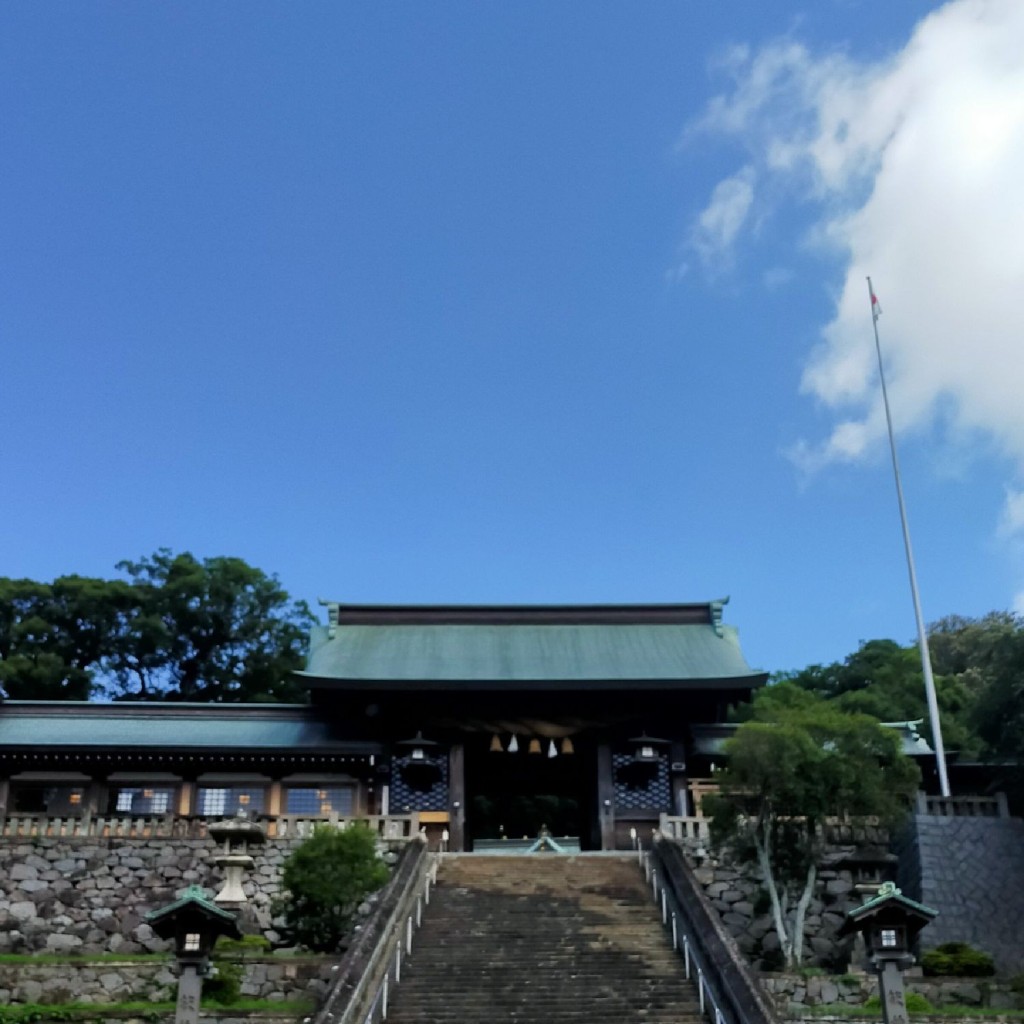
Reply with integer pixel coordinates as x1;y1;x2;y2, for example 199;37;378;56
0;600;766;851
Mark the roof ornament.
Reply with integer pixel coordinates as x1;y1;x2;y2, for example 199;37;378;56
710;597;729;637
318;598;341;638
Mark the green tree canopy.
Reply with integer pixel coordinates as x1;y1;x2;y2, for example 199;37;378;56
0;550;314;703
707;684;919;967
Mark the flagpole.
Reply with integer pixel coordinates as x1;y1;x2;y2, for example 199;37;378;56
867;276;951;797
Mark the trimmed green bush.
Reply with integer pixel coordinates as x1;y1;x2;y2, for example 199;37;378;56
921;942;996;978
276;823;390;952
864;991;935;1013
214;933;272;957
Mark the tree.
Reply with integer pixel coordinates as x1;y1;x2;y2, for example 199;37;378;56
110;550;314;702
706;685;919;968
0;576;122;699
777;638;981;756
0;550;315;703
277;825;390;951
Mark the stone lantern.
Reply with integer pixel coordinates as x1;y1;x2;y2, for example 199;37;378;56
838;881;937;1024
146;885;242;1024
208;813;266;905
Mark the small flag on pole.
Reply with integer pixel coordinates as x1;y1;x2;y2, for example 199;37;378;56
871;291;882;320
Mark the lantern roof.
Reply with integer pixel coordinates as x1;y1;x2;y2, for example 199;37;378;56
838;882;938;938
145;885;242;940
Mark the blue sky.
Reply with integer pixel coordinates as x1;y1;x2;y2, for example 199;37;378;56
4;2;1024;676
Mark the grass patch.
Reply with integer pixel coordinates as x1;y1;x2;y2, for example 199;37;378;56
0;998;316;1023
806;1004;1024;1019
0;953;171;965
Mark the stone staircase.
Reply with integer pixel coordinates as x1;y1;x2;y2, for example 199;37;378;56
383;854;706;1024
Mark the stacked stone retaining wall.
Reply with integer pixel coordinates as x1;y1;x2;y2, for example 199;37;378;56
0;956;333;1006
688;845;882;970
760;972;1022;1013
0;836;308;953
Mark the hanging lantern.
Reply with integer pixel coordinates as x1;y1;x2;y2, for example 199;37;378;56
547;739;557;758
489;734;503;753
528;738;542;755
396;730;440;762
560;737;575;755
508;734;519;753
628;732;670;763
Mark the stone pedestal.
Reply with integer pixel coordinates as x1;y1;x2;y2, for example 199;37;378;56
878;959;910;1024
175;962;203;1024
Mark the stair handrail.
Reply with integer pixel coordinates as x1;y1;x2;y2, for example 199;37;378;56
645;834;779;1024
312;835;436;1024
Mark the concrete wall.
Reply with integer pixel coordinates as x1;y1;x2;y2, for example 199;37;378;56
898;813;1024;974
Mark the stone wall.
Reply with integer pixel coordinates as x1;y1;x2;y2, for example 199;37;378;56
760;972;1022;1013
898;814;1024;974
688;847;879;970
0;957;334;1006
0;835;308;953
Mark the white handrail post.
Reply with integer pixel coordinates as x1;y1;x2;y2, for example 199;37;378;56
395;945;401;984
406;916;413;955
684;936;691;979
382;974;389;1021
698;969;705;1014
671;913;678;951
416;894;422;927
661;889;667;924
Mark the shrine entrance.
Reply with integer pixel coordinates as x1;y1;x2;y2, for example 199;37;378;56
464;733;598;850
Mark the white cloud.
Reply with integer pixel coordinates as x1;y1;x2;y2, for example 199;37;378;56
999;488;1024;539
694;0;1024;478
692;167;756;267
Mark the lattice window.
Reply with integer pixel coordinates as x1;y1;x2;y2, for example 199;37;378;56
198;787;265;817
389;755;448;812
285;786;354;815
113;787;174;815
611;752;671;812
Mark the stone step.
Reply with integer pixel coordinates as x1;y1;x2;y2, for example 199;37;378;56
376;855;702;1024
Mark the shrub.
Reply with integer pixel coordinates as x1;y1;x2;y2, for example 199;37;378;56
864;992;935;1013
921;942;996;978
214;934;272;957
277;824;390;952
202;960;243;1005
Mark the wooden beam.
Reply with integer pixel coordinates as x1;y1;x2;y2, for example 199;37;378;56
449;744;465;852
596;743;615;850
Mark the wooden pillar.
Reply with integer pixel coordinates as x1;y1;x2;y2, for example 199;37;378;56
267;782;282;817
596;743;615;851
85;779;106;822
178;782;196;817
448;744;465;852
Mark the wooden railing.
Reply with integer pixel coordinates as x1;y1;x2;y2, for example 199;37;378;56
0;811;421;841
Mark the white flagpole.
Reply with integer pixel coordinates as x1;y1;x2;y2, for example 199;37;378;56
867;276;951;797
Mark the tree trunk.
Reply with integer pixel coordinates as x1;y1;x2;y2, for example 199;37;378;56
791;860;817;966
755;818;792;964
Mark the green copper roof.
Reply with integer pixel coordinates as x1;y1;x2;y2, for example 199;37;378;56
0;702;377;753
146;885;239;925
300;602;765;689
846;881;938;922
